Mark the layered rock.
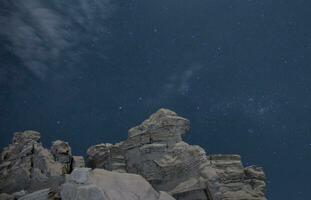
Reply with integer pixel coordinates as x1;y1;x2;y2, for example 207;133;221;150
0;108;267;200
0;131;85;196
87;108;267;200
86;143;126;173
60;168;175;200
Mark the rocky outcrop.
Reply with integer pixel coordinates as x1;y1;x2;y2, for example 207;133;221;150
0;108;267;200
87;108;267;200
0;131;85;196
61;168;175;200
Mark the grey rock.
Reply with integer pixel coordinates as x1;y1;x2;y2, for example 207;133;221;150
244;166;266;180
0;131;75;195
13;131;41;144
87;108;267;200
12;190;27;199
205;154;267;200
159;192;177;200
67;168;91;184
51;140;72;173
61;168;176;200
18;188;53;200
0;193;14;200
1;109;267;200
86;143;113;169
87;143;126;172
128;108;190;138
72;156;85;169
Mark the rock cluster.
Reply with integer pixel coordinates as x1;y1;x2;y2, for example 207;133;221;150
0;131;85;199
86;109;267;200
0;108;267;200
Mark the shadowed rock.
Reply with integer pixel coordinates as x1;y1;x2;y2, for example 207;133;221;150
0;131;84;196
51;140;73;173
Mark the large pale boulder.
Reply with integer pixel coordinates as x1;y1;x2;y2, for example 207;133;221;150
61;168;175;200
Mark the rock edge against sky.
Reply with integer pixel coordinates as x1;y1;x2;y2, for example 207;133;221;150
0;108;267;200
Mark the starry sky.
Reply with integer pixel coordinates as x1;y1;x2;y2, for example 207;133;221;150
0;0;311;199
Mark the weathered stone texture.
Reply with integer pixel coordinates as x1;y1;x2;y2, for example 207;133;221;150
0;108;267;200
0;131;79;195
87;108;267;200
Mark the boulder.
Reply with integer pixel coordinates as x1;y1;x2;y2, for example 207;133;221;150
60;168;175;200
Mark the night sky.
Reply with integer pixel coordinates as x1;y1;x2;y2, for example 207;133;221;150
1;0;311;199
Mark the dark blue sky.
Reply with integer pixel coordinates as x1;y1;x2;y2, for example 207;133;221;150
1;0;311;199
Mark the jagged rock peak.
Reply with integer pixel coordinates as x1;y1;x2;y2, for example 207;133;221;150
128;108;190;138
12;130;41;144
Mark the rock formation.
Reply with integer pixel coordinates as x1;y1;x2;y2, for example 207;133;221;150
0;108;267;200
0;131;85;198
86;109;267;200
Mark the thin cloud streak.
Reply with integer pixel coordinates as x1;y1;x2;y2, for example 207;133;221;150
163;64;203;97
0;0;115;81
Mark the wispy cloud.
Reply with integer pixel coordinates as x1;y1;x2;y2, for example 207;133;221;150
162;64;203;97
0;0;115;81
